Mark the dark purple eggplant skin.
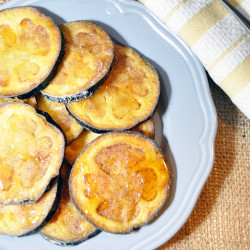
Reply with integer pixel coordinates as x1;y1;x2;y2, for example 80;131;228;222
41;49;114;104
41;229;101;247
19;175;63;237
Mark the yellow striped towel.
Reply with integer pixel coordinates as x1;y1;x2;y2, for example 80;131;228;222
139;0;250;118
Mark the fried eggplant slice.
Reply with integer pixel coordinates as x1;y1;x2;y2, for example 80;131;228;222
65;119;155;166
131;119;154;139
0;96;37;108
0;102;65;204
0;7;63;98
42;21;114;103
36;94;83;144
67;43;160;132
65;130;100;166
40;162;98;246
69;132;170;233
0;97;16;105
0;180;60;236
22;96;37;108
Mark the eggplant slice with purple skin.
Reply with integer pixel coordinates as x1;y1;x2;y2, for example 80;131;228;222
65;129;100;166
0;7;64;99
40;161;99;246
69;132;170;234
0;102;65;205
0;178;62;237
36;94;83;145
66;43;160;133
65;118;155;166
130;118;155;139
0;96;37;108
41;21;114;103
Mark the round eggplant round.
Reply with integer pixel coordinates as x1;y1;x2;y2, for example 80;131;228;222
42;21;114;103
0;102;65;204
0;7;64;98
66;43;160;133
69;132;170;234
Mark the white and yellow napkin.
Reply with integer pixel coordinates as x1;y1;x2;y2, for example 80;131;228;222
139;0;250;118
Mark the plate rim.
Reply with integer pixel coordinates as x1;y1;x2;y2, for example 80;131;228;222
0;0;218;249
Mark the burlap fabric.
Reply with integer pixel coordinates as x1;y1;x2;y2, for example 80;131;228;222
159;78;250;249
0;0;249;249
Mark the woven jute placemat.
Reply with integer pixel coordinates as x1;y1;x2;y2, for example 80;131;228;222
0;1;249;249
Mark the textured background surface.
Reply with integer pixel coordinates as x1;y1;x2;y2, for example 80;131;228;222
159;77;250;249
0;0;249;249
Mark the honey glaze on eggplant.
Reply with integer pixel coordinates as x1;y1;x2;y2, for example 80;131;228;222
67;43;160;132
69;132;170;233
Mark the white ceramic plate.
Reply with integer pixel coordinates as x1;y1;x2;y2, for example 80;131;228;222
0;0;217;249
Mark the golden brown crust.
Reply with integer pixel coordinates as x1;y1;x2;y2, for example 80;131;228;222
69;132;170;233
67;43;160;132
0;102;65;204
0;180;58;236
36;94;83;144
42;21;114;99
40;162;96;245
0;7;62;97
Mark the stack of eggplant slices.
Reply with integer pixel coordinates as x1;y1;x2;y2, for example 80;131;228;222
0;6;170;246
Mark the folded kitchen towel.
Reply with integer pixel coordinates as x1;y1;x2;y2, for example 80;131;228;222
139;0;250;119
